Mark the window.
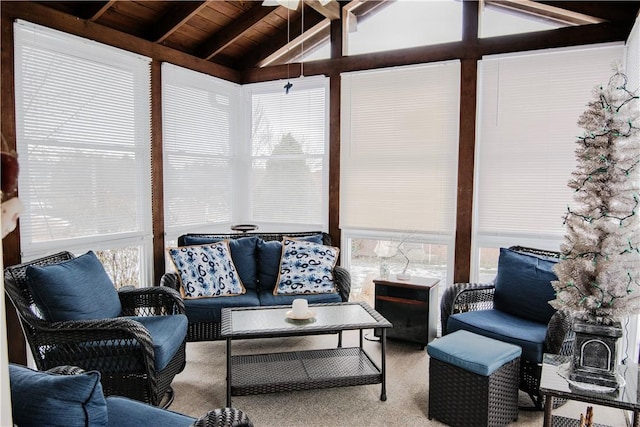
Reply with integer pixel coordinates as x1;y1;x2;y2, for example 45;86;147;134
14;21;152;287
346;0;462;56
340;61;460;296
243;76;329;231
473;44;625;280
162;64;241;243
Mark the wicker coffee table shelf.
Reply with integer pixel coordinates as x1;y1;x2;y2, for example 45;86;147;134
221;302;392;406
230;347;381;395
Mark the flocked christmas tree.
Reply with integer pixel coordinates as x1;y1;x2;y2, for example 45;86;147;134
550;67;640;325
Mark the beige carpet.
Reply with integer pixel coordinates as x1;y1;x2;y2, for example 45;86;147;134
170;332;565;427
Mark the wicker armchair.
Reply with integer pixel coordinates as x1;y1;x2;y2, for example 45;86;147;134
440;246;574;410
4;251;187;407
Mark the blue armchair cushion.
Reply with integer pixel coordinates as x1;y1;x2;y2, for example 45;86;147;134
180;236;259;290
493;247;558;324
9;364;108;427
274;238;339;295
447;308;549;363
427;330;521;376
168;242;245;298
25;251;122;321
183;289;260;324
127;314;188;371
106;396;194;426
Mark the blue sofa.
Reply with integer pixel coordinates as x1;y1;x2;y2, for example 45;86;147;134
161;231;351;342
9;364;253;427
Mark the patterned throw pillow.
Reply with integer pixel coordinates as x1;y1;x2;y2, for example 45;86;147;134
168;242;245;299
274;237;339;295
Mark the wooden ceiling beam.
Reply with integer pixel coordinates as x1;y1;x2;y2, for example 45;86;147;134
304;0;341;20
196;4;279;60
73;1;117;21
536;1;640;23
237;9;326;69
260;19;331;66
2;1;241;83
479;20;632;56
147;1;208;43
485;0;604;25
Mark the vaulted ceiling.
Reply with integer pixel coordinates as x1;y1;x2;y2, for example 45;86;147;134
29;0;640;80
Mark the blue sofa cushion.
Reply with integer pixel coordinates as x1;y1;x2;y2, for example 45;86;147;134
168;242;245;298
427;330;521;376
290;233;324;244
10;364;108;427
26;251;122;321
181;236;259;290
258;288;342;306
106;396;194;426
447;308;549;363
257;239;283;292
127;314;188;371
183;289;260;324
493;247;558;324
274;238;339;296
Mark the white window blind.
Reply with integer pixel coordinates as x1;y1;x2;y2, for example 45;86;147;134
14;21;152;260
162;64;240;240
340;62;461;234
244;76;328;229
475;44;625;247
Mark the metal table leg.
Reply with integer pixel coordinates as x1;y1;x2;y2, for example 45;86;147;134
226;337;232;407
381;328;387;401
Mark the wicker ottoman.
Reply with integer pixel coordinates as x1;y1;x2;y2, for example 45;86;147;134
427;330;521;427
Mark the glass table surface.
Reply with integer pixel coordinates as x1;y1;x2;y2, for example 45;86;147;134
221;302;391;338
540;353;640;411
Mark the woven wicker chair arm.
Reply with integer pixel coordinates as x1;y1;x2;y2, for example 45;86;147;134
160;272;181;292
333;266;351;302
47;365;87;375
544;309;575;356
191;407;254;427
38;317;155;359
440;282;495;335
118;286;186;316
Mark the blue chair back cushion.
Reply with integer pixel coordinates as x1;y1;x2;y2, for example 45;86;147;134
9;364;108;427
127;314;188;371
181;235;259;290
25;251;122;321
447;308;549;363
106;396;194;426
493;247;558;324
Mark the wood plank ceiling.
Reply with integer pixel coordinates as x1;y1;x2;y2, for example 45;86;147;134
32;0;640;81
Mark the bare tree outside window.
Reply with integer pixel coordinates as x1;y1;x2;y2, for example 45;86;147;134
95;246;140;288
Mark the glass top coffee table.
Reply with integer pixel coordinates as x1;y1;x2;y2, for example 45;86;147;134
220;301;392;406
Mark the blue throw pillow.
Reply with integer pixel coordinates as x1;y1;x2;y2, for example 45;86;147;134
180;236;258;290
274;238;339;295
493;247;558;324
290;234;324;244
168;242;245;298
10;364;108;427
26;251;122;322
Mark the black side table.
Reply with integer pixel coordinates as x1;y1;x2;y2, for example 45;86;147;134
540;353;640;427
373;275;439;349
